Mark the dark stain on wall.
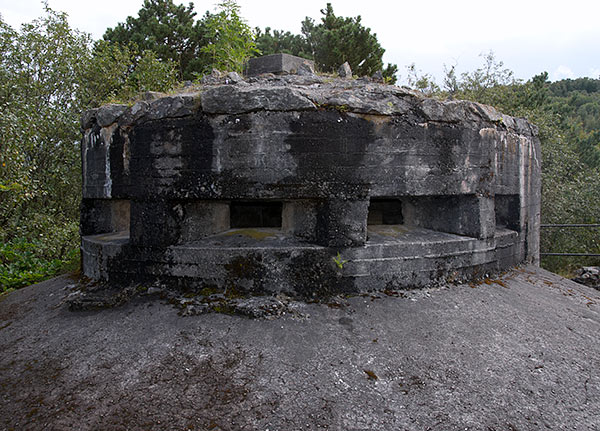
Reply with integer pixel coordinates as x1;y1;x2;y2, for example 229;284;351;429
286;110;374;185
129;114;215;197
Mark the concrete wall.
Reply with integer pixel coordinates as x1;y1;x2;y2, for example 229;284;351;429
80;71;541;296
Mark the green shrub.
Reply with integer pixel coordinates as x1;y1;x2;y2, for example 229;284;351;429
0;238;79;291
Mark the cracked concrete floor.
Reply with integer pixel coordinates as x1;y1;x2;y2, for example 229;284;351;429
1;266;599;431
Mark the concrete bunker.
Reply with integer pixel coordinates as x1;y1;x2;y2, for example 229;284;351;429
80;55;541;296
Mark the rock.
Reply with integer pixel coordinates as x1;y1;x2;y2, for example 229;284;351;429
296;62;316;76
145;95;198;120
371;70;384;83
80;108;98;129
96;104;128;127
247;53;316;76
179;303;211;316
280;74;325;86
338;62;352;78
572;266;600;289
118;101;149;126
420;98;483;124
81;59;541;296
146;286;163;295
200;85;317;114
141;91;165;101
225;71;243;84
111;94;199;124
201;68;223;85
469;102;503;123
303;86;412;115
3;267;600;430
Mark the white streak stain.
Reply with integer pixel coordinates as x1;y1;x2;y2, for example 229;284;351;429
83;130;92;189
100;124;118;198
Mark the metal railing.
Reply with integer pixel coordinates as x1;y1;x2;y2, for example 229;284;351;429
540;224;600;257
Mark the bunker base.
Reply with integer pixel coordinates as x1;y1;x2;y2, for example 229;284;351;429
82;225;521;296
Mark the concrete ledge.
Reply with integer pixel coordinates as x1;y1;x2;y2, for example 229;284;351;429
82;226;521;295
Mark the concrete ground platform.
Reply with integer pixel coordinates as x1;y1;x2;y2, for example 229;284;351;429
1;266;599;430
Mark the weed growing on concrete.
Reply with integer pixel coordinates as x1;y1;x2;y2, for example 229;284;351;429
332;252;348;269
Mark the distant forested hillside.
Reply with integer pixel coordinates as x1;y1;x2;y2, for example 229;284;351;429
546;78;600;168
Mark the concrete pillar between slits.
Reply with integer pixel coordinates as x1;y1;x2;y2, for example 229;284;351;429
315;199;369;247
129;200;182;247
282;200;319;243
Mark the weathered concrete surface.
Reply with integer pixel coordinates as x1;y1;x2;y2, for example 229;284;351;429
1;266;600;430
80;71;541;294
246;53;315;76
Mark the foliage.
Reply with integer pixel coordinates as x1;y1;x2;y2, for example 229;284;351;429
119;48;178;98
0;8;89;250
0;237;79;291
103;0;205;80
405;63;439;95
254;27;311;59
545;78;600;168
104;0;257;79
0;8;177;291
302;4;382;76
255;3;398;83
84;41;178;105
451;51;515;100
200;0;258;74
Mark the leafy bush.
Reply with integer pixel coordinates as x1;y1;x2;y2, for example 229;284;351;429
200;0;258;74
0;238;79;291
0;7;177;291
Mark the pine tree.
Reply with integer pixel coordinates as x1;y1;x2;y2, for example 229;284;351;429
103;0;206;80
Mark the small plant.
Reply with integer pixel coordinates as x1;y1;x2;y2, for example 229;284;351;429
332;252;348;269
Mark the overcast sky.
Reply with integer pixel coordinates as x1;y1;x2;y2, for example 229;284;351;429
1;0;599;84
